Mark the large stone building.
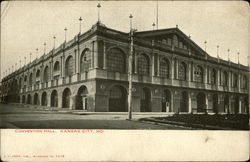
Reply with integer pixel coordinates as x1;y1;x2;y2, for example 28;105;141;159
0;22;249;114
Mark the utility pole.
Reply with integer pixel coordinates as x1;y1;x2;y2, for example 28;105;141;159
128;14;134;119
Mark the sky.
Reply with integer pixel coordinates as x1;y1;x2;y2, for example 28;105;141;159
1;1;249;80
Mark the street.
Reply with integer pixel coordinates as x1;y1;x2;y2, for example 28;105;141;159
0;104;188;129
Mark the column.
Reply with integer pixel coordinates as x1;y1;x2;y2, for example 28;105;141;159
170;91;173;112
188;92;192;113
103;42;107;69
157;54;160;76
135;52;138;74
152;54;155;76
171;57;174;79
187;62;191;82
176;59;179;79
93;41;99;68
61;55;65;77
205;93;208;113
204;65;207;84
75;49;79;74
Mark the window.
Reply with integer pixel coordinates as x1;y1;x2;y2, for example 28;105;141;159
138;54;150;75
65;56;74;77
211;69;216;85
223;71;228;86
80;49;91;73
242;75;247;88
233;73;238;88
110;86;122;99
194;65;203;83
53;62;60;72
173;35;178;47
44;66;50;82
178;62;186;81
29;73;33;85
159;59;170;78
107;48;125;73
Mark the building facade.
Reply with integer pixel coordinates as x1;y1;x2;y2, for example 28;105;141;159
1;22;249;114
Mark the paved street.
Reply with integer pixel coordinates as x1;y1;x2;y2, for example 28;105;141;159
0;104;188;129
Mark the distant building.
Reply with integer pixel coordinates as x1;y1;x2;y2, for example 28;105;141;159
0;22;249;114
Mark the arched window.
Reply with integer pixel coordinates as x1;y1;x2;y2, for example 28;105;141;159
233;73;238;88
107;48;126;73
29;73;33;85
53;61;60;73
65;56;74;77
24;75;27;83
80;49;91;73
223;71;228;86
159;58;170;78
43;66;50;82
138;54;150;75
211;69;216;85
194;65;203;83
178;62;186;81
242;75;247;88
36;70;40;80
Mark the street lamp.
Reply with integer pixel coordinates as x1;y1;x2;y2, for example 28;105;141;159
36;48;38;59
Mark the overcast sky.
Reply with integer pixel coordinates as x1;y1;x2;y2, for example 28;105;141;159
1;1;249;80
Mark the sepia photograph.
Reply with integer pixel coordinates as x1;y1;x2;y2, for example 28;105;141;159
0;0;249;161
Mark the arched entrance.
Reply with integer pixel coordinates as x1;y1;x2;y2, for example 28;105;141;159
51;90;58;107
180;91;188;112
197;92;206;112
22;95;26;104
27;94;31;104
224;95;229;113
162;89;171;112
213;94;218;114
41;92;47;106
76;86;88;110
34;93;39;105
62;88;71;108
140;88;151;112
108;85;127;112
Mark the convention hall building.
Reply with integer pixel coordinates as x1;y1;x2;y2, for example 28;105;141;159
0;22;249;114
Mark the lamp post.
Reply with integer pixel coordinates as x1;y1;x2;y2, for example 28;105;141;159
97;3;101;23
53;36;56;49
128;14;134;120
227;49;230;62
79;17;82;34
152;22;155;30
216;45;219;59
236;52;240;65
36;48;38;59
44;42;46;55
204;41;207;52
30;52;32;63
64;28;67;42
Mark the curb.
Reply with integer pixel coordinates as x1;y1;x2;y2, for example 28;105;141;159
139;118;232;130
